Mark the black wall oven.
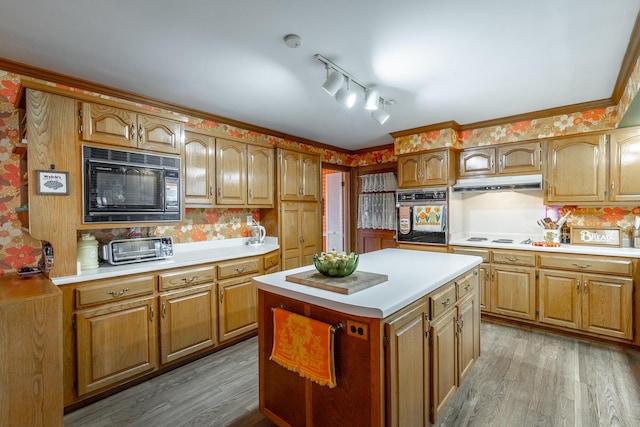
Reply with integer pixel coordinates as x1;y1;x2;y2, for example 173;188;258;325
396;188;448;245
82;145;181;223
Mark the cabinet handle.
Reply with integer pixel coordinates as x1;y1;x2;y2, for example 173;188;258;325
505;256;519;262
611;182;615;196
441;297;451;307
463;283;471;291
249;188;253;199
150;304;154;322
548;183;553;197
162;301;166;319
571;263;592;269
491;159;494;170
107;287;130;297
235;266;247;273
217;187;221;197
130;123;136;141
485;270;489;282
576;279;581;294
458;315;464;333
219;290;224;304
491;271;495;281
181;276;198;283
299;186;303;197
138;124;144;143
209;186;213;197
584;281;588;294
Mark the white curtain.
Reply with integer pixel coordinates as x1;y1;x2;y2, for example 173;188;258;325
358;172;397;230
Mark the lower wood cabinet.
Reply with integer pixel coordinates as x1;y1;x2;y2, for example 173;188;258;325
159;284;217;364
76;296;158;396
490;264;537;320
280;201;321;270
218;276;258;342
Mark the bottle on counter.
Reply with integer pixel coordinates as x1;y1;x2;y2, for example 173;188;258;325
77;233;99;270
560;224;570;244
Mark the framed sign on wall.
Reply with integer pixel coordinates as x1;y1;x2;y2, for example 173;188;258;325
36;170;69;195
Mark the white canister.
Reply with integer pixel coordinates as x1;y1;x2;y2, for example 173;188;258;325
77;233;99;270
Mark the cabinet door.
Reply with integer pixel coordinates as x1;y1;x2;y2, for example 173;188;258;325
546;135;606;203
582;274;632;340
159;285;216;364
457;295;478;383
300;202;321;266
137;114;182;154
280;201;302;270
279;149;301;200
478;264;490;311
459;148;495;177
538;269;581;330
430;307;458;423
76;297;157;395
184;131;215;206
422;149;450;186
397;155;421;188
218;276;258;342
216;138;247;205
247;144;274;206
609;129;640;202
497;142;541;174
385;302;429;427
490;265;536;320
80;102;137;148
301;153;320;201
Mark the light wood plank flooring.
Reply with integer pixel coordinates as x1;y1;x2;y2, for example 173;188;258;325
64;322;640;427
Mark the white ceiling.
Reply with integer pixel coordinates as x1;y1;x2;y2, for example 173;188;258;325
1;1;639;151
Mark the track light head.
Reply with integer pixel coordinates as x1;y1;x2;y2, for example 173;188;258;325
372;102;390;124
322;69;344;96
335;78;356;108
364;89;380;110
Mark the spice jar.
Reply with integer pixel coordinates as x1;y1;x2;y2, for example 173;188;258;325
560;224;570;244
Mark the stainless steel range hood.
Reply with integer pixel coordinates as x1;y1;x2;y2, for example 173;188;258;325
452;174;543;193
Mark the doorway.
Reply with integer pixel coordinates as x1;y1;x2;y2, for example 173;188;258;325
322;167;349;252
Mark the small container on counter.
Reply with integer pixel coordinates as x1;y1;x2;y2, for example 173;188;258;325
77;233;99;270
560;225;570;244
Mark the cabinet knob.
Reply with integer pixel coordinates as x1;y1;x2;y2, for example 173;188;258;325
162;301;166;319
150;304;154;322
611;182;615;196
130;123;136;141
576;279;581;294
138;124;144;143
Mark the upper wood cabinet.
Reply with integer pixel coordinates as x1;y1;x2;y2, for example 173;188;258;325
545;135;606;204
397;148;456;188
459;142;541;178
79;101;183;154
279;148;320;201
184;131;215;207
216;138;274;207
608;128;640;202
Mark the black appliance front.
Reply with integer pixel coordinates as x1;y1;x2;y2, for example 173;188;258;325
82;145;181;223
396;188;448;246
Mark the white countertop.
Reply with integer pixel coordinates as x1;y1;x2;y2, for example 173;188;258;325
52;237;280;285
252;248;483;319
449;235;640;258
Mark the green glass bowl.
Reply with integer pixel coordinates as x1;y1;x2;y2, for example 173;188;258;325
313;252;359;277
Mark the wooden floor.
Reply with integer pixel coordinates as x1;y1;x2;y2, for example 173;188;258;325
64;322;640;427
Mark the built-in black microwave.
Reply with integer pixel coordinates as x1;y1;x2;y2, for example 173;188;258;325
82;145;181;223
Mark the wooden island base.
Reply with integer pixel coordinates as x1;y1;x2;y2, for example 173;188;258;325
254;249;481;426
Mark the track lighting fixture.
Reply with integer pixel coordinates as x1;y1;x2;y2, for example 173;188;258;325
315;54;394;124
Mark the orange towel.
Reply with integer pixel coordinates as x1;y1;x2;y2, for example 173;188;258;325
270;308;337;388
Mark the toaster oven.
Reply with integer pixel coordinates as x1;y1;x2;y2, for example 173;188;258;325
101;236;174;265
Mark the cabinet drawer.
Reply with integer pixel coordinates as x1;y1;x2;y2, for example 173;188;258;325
455;271;476;300
76;275;155;308
264;252;280;271
537;254;632;276
158;265;216;291
491;250;536;267
217;257;261;280
430;283;457;319
451;247;490;263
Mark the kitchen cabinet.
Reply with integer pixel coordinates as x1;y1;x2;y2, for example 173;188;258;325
458;141;541;178
1;275;63;427
489;251;537;321
608;128;640;202
216;138;274;207
428;270;479;423
217;257;261;342
450;247;490;312
397;148;456;188
385;300;430;427
79;101;183;154
74;274;157;396
158;265;217;364
545;134;606;203
280;201;321;270
184;131;216;207
264;250;281;274
279;148;320;201
538;253;633;340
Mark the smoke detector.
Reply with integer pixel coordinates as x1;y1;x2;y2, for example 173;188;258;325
284;34;301;48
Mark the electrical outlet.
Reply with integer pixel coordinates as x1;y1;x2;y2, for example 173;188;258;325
346;320;369;340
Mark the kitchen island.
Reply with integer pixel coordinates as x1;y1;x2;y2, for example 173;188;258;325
253;248;483;426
